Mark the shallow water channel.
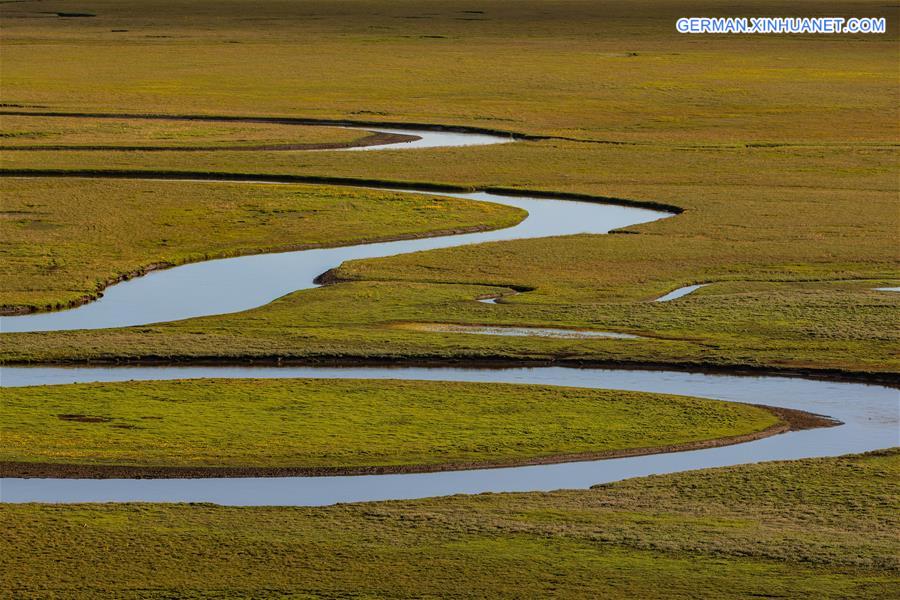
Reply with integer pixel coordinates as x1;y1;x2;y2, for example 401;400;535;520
1;124;895;506
2;365;896;505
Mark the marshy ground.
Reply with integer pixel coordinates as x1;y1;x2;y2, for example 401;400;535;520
3;451;897;598
0;378;788;476
0;0;897;597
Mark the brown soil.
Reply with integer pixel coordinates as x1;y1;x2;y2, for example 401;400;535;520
2;351;896;386
56;414;111;423
0;109;524;139
0;405;838;479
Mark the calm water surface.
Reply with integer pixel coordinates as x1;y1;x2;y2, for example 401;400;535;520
0;188;667;332
2;365;896;506
2;125;895;507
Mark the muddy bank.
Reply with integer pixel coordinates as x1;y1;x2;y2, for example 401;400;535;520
0;109;526;139
3;354;895;387
0;131;419;152
0;169;683;214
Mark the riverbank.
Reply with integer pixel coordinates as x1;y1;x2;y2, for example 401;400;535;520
0;378;798;478
4;450;896;598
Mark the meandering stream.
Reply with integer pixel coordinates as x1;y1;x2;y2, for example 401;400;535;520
1;120;896;506
2;365;896;505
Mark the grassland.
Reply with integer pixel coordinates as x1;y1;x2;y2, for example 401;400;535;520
0;1;897;376
2;450;897;598
0;1;897;596
0;378;784;475
2;139;896;374
2;0;897;143
0;113;378;149
0;177;522;313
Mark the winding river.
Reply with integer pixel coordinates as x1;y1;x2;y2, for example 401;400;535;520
0;182;666;332
1;120;897;505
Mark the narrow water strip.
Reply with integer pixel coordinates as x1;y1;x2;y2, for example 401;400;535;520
1;119;893;508
0;182;668;332
1;366;895;506
404;324;640;339
654;284;708;302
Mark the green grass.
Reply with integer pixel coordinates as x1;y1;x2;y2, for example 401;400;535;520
2;141;896;374
0;178;523;312
3;450;897;598
0;378;780;470
0;1;896;376
2;0;896;144
4;255;895;375
0;2;896;595
0;114;368;148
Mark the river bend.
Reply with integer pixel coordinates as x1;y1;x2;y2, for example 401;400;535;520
1;120;895;506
